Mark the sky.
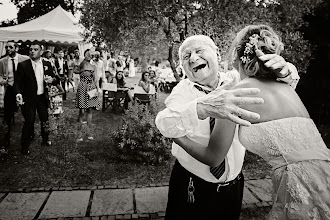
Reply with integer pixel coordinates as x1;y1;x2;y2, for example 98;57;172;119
0;0;18;22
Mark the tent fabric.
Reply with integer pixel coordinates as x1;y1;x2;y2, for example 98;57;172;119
0;5;84;45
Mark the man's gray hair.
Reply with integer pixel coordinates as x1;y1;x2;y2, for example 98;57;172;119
178;35;218;65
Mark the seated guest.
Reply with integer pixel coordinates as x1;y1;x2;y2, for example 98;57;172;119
149;70;158;85
138;71;151;93
111;71;133;108
111;71;126;88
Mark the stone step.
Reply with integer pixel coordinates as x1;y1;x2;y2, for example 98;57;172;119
0;179;272;219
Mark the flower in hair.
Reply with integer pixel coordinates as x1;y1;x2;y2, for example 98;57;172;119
240;34;260;64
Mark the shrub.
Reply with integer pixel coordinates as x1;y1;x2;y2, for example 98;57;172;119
113;101;172;165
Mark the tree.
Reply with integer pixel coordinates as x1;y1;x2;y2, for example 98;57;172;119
80;0;320;78
10;0;81;24
0;19;17;27
80;0;198;78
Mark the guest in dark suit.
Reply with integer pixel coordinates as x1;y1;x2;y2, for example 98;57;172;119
14;42;58;155
54;50;69;100
0;41;29;153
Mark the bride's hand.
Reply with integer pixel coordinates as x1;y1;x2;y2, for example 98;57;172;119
256;50;289;77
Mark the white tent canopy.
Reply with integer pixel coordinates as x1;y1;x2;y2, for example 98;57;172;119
0;5;91;56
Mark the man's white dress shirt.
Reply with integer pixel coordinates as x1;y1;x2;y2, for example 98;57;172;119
7;55;18;86
156;72;244;183
31;59;44;95
58;58;64;75
155;66;299;183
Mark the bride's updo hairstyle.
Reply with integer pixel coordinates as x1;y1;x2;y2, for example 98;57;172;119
229;24;284;79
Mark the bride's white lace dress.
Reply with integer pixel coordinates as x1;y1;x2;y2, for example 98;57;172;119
239;117;330;220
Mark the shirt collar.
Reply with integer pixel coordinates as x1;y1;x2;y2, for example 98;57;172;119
8;54;18;61
31;58;43;65
191;71;222;92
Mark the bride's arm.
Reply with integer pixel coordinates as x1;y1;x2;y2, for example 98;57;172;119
173;118;236;167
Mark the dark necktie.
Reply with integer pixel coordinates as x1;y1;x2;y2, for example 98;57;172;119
194;84;226;179
11;58;15;72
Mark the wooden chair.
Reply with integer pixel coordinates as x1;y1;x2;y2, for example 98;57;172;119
133;84;156;105
102;83;117;112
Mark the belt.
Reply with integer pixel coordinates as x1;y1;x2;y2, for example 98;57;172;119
216;172;243;191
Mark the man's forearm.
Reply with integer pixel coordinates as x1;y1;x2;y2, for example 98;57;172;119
155;100;199;138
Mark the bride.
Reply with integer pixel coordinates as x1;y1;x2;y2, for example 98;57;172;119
175;24;330;219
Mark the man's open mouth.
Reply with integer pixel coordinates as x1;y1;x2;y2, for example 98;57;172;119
192;64;206;72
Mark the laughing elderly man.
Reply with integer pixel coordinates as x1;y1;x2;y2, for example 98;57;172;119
155;35;299;220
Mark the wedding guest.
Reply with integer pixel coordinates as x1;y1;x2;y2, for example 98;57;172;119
149;70;160;90
108;51;117;83
111;71;134;108
116;55;125;72
66;54;75;92
15;42;58;155
155;34;299;220
75;49;101;141
55;49;69;100
73;49;83;90
46;74;65;116
92;51;106;89
128;58;136;77
138;71;151;93
43;50;57;74
0;40;29;154
104;52;111;82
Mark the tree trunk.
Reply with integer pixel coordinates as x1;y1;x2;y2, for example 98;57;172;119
165;19;181;82
167;41;180;82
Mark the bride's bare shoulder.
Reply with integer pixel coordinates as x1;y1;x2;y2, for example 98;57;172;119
232;78;281;123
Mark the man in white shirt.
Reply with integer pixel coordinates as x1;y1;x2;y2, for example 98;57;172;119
55;50;69;100
0;40;29;154
108;52;117;82
92;51;106;89
14;42;58;155
155;35;299;220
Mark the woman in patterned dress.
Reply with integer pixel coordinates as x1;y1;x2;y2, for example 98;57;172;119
75;49;101;141
47;74;65;116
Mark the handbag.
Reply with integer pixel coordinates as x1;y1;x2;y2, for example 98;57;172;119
87;88;98;98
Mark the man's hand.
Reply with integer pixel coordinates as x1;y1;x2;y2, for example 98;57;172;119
256;50;289;78
16;94;24;105
196;85;264;126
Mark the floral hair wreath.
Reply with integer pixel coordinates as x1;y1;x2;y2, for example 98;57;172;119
240;34;260;64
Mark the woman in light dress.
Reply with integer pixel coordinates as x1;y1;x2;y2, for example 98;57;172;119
175;24;330;219
128;58;136;77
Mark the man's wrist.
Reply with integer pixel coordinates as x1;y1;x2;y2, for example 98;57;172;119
196;101;207;120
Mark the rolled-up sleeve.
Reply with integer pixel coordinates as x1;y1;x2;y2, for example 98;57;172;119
155;83;200;138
